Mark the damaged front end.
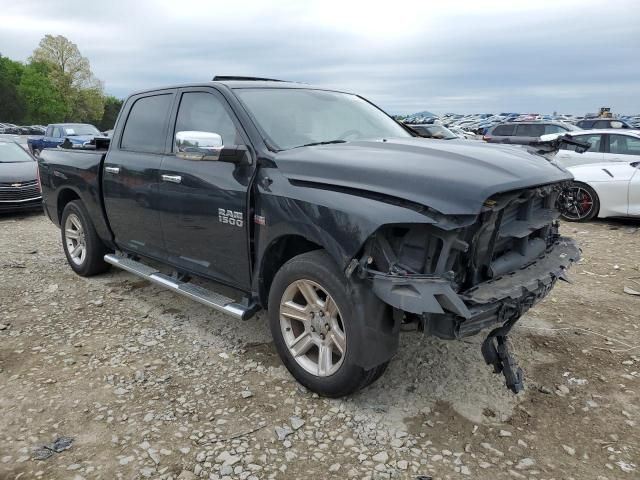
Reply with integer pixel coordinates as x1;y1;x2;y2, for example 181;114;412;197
352;182;581;393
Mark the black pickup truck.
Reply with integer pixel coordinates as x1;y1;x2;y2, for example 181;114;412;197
38;76;580;397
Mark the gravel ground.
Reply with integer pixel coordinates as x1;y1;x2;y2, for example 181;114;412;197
1;212;638;480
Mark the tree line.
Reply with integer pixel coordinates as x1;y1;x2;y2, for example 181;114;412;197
0;35;123;131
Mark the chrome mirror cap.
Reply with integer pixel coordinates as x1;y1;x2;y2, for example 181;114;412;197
175;131;223;161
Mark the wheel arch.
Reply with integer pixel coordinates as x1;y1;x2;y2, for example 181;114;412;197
257;234;323;308
57;187;82;223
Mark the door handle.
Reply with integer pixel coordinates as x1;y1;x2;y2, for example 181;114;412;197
105;166;120;174
161;174;182;184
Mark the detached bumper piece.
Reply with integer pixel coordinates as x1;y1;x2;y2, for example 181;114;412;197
481;318;523;393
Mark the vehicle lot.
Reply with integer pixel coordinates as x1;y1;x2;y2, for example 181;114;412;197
0;213;638;480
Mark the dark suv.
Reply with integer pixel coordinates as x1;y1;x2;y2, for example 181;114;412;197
576;118;632;130
484;122;580;144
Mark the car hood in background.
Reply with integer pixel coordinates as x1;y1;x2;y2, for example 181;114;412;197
0;160;38;183
274;137;572;215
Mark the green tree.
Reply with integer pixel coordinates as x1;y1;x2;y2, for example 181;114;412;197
17;62;66;124
0;54;26;123
98;96;123;131
31;34;104;121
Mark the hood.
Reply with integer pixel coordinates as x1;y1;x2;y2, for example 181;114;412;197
273;138;572;215
0;160;38;183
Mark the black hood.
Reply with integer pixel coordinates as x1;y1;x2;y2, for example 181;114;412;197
0;160;38;183
274;138;572;215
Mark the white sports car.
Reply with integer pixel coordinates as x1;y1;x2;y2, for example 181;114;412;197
559;160;640;221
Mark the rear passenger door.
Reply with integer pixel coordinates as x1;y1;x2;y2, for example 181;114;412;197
103;90;176;260
156;88;254;289
555;133;604;167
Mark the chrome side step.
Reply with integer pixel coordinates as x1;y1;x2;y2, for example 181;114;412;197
104;253;258;320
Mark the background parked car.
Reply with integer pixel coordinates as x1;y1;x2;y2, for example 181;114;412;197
483;121;580;144
0;140;42;213
576;118;633;130
559;160;640;221
410;124;459;139
27;123;101;156
542;130;640;168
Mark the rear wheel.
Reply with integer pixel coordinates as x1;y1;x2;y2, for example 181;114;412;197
61;201;110;276
559;182;600;222
268;250;388;397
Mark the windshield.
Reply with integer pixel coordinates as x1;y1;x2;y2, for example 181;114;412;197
234;88;412;150
0;142;34;163
63;124;100;136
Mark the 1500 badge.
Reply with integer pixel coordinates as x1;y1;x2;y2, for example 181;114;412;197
218;208;243;227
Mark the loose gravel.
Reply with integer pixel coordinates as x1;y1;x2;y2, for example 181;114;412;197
1;212;638;479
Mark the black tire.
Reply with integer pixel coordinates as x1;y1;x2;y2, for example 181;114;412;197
559;182;600;222
268;250;387;397
61;200;110;276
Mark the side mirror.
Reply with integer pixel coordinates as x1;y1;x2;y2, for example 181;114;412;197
175;131;223;161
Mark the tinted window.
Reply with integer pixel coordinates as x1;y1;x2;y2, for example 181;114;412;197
562;133;602;152
45;126;53;137
609;135;640;155
577;120;594;129
544;124;568;135
515;124;545;137
52;127;62;138
492;124;516;136
121;94;173;153
174;91;242;147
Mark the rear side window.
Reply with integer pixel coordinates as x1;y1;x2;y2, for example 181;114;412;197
544;124;568;134
578;120;594;129
491;124;515;136
121;94;173;153
515;124;545;137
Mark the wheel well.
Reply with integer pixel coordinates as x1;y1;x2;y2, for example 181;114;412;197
57;189;81;222
572;181;601;216
259;235;322;308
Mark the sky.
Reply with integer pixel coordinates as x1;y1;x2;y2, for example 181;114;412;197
1;0;639;115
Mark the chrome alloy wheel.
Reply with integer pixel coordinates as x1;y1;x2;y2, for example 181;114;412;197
279;279;346;377
64;213;87;266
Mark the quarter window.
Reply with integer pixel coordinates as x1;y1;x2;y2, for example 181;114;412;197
121;94;174;153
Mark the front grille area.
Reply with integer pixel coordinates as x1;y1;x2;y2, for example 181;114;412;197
367;183;564;293
463;183;562;288
0;180;40;202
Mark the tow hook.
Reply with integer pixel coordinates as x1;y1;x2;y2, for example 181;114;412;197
481;318;524;394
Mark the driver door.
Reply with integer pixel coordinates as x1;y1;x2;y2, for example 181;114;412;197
156;88;254;290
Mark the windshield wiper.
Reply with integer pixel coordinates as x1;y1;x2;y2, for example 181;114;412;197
293;139;347;149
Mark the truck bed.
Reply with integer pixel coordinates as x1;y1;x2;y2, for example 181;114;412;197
39;148;111;242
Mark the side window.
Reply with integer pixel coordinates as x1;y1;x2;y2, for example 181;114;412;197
492;124;515;136
45;126;53;137
544;124;566;135
626;137;640;155
515;124;545;137
609;135;632;155
174;91;241;148
52;127;62;138
609;120;625;129
121;94;173;153
594;120;610;128
578;120;594;129
562;134;601;152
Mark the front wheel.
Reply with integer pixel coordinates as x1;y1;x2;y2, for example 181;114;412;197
61;200;110;276
558;182;600;222
268;250;388;397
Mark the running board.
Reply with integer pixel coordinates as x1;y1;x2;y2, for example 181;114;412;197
104;253;258;320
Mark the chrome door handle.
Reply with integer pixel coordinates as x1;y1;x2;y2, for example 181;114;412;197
105;166;120;174
161;174;182;184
